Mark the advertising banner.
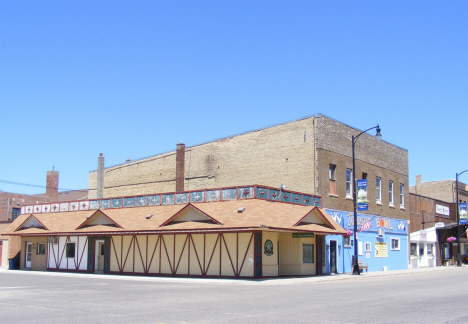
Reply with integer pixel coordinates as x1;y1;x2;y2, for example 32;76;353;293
460;203;467;225
357;179;368;211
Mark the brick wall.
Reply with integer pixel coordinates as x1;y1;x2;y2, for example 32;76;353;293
315;116;409;220
409;179;468;203
0;192;52;222
409;193;454;233
89;117;317;198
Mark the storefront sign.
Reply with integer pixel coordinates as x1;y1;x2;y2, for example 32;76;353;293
293;233;314;238
420;230;427;242
460;203;467;225
357;179;368;211
436;204;450;216
375;242;388;258
434;222;445;228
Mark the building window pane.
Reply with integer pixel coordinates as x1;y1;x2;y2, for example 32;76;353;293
389;181;394;206
365;242;371;252
427;244;433;255
399;184;404;208
303;244;314;263
66;242;75;258
411;243;417;256
391;238;400;250
12;208;21;221
376;177;381;203
329;164;337;195
37;243;46;255
346;169;352;198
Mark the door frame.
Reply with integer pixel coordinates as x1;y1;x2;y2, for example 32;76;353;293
329;240;337;274
25;242;32;268
94;240;105;273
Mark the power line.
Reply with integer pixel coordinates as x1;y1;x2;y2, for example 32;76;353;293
0;179;88;193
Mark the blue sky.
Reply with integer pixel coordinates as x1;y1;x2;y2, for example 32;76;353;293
1;0;467;195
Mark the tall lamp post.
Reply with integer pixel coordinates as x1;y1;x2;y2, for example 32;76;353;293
352;124;382;275
456;170;468;267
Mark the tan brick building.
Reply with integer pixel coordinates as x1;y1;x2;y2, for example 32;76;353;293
409;175;468;204
88;114;409;222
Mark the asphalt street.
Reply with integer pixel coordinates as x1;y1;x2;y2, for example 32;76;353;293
0;267;467;324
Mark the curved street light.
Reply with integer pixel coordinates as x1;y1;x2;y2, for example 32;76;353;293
352;124;382;275
456;170;468;266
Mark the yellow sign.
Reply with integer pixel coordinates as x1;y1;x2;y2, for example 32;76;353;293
375;242;388;258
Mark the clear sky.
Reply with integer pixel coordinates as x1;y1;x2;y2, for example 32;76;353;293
1;0;467;195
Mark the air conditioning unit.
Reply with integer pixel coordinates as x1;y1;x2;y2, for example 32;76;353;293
48;236;58;244
377;228;385;236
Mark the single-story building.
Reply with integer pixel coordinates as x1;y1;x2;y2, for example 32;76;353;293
3;185;346;278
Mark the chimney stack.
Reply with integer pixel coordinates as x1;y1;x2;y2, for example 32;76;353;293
97;153;105;199
416;175;421;194
176;143;185;192
46;170;59;202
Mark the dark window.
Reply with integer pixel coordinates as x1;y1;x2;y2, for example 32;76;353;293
303;244;314;263
12;208;21;221
66;243;75;258
362;173;367;180
37;243;46;255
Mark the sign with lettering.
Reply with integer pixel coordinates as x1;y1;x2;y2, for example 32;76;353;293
420;230;427;242
326;209;408;234
375;242;388;258
436;204;450;216
460;203;467;225
293;233;314;238
357;179;368;211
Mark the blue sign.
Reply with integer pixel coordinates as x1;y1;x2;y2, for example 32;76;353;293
357;179;368;211
460;202;467;225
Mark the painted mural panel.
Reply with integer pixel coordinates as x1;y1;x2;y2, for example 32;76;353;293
325;209;408;273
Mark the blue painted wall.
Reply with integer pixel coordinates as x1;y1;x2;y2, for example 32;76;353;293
325;209;408;273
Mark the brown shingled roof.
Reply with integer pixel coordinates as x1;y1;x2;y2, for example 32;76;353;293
2;199;346;236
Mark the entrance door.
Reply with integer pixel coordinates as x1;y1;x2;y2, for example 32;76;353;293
330;241;337;274
25;242;32;268
94;240;105;273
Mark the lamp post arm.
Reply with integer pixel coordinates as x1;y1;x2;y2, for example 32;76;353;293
353;125;379;143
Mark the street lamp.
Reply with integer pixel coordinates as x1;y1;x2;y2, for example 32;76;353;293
352;124;382;275
456;170;468;267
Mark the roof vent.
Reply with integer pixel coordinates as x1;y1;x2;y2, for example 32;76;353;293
146;214;153;219
238;207;245;213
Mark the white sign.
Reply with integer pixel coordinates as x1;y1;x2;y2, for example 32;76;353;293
435;222;445;228
420;230;427;241
436;204;450;216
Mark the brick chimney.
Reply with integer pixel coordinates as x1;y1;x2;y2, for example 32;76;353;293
416;175;421;194
97;153;105;199
46;169;59;202
176;143;185;192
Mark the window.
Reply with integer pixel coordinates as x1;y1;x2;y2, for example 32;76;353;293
410;243;418;256
389;181;394;206
427;243;434;256
362;173;367;180
365;242;371;252
344;236;352;247
65;242;75;258
303;244;314;263
12;208;21;221
399;184;404;208
329;164;337;195
376;177;381;203
391;238;400;250
37;243;46;255
346;169;352;198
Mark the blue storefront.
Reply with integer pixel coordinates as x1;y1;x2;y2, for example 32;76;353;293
325;209;408;273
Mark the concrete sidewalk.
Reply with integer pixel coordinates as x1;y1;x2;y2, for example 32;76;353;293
1;265;466;286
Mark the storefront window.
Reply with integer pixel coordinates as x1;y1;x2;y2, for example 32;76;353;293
427;243;434;256
410;243;417;256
